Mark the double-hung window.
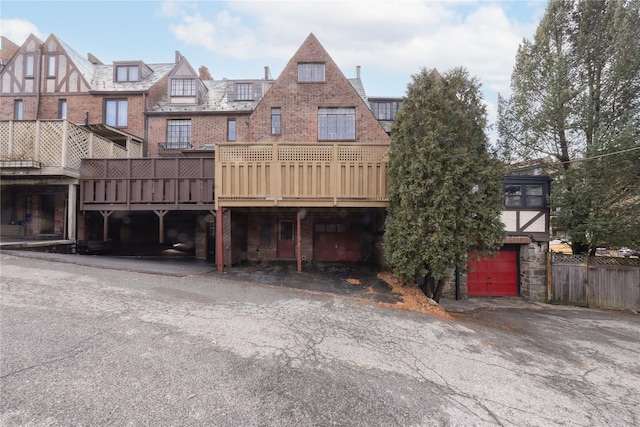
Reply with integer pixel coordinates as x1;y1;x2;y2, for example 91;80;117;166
115;65;139;82
105;99;128;127
14;100;23;120
298;63;325;82
318;107;355;141
58;99;67;119
227;119;236;142
171;78;196;96
25;55;35;78
47;55;56;77
166;119;192;149
271;108;281;135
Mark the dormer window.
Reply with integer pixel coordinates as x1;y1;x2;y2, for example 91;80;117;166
171;78;196;96
298;63;325;82
115;65;140;82
235;83;254;101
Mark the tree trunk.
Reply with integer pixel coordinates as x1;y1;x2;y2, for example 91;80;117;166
432;278;446;303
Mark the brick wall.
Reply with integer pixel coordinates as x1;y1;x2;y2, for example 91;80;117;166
147;113;250;157
248;35;390;144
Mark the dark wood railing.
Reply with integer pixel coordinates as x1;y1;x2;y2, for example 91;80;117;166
80;158;215;211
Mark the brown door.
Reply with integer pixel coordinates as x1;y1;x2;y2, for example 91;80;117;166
277;220;295;259
313;222;360;262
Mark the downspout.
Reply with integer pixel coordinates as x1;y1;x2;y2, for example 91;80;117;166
143;92;148;157
35;45;43;119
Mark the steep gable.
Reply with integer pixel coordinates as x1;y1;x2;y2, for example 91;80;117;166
42;34;93;93
249;33;390;144
166;56;207;106
0;33;43;95
1;36;20;68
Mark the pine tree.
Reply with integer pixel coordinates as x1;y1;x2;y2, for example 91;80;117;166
385;67;505;302
498;0;640;254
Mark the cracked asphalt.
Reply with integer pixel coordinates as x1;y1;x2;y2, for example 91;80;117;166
1;251;639;426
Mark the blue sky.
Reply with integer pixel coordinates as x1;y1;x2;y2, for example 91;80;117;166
1;0;547;135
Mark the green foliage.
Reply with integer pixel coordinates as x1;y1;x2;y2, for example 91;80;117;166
498;0;640;253
385;67;506;286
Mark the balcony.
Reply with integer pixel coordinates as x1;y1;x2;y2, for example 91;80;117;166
215;143;390;208
0;120;143;178
80;157;215;211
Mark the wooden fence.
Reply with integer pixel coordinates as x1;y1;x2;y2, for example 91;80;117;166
550;253;640;311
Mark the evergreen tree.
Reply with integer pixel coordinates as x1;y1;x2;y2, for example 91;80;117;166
498;0;640;254
385;67;505;302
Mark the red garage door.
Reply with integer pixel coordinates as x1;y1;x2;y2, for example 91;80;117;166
467;250;518;297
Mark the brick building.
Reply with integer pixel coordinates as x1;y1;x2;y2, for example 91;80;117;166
1;32;551;301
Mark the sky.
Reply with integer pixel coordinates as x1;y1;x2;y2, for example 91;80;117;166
1;0;547;137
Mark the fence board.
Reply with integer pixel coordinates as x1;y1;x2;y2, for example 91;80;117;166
551;254;640;311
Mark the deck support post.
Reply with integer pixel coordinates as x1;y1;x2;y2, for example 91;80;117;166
216;209;224;272
99;210;112;241
296;208;302;272
153;210;168;244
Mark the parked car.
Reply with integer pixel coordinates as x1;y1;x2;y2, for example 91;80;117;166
549;239;572;254
618;247;636;257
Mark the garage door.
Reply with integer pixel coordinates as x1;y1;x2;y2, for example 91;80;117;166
467;250;518;296
313;222;360;262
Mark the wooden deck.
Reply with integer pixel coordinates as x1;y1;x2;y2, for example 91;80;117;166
80;158;216;211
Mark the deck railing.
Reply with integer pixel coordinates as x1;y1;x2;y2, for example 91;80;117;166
215;143;390;208
0;120;143;176
80;158;215;211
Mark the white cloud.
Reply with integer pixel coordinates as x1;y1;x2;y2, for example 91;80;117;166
0;18;42;44
162;1;538;97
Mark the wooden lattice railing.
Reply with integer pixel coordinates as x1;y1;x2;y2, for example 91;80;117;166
0;120;143;176
80;158;216;210
215;143;390;208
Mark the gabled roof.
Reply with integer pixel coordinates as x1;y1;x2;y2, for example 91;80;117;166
54;35;96;85
0;36;20;67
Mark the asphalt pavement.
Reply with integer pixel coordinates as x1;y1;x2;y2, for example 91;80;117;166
0;248;544;313
1;250;639;426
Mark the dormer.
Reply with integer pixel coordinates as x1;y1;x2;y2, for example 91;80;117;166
227;80;267;102
113;61;152;83
167;56;204;105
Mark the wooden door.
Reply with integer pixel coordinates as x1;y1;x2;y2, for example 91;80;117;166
277;220;295;259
